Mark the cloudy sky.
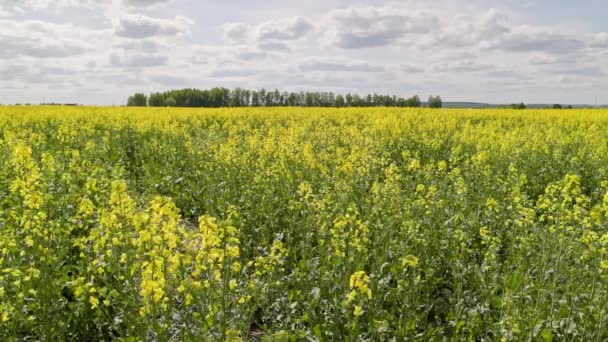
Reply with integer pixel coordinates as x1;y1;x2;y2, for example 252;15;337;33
1;0;607;105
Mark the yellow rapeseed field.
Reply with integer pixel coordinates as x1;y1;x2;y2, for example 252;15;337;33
2;106;608;340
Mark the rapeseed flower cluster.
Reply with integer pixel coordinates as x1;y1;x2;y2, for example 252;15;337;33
345;271;372;317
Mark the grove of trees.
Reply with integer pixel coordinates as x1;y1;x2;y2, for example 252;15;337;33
126;93;147;107
428;95;443;108
127;88;434;108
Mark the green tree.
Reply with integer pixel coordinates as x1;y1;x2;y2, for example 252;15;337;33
127;93;147;107
148;93;165;107
335;95;345;107
406;95;421;107
428;95;443;108
165;97;177;107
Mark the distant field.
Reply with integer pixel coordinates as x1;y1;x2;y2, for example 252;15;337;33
3;106;608;340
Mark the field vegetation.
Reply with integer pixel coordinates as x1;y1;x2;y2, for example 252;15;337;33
1;106;608;340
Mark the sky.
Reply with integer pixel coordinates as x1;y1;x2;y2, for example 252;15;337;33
0;0;607;105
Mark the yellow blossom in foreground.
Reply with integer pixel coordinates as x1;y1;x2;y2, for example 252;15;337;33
402;255;419;269
89;296;99;309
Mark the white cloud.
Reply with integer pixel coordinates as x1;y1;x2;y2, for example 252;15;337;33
222;17;312;49
3;0;109;11
258;41;291;52
0;19;98;59
429;9;510;48
590;32;608;48
258;17;313;41
557;65;605;76
122;0;172;7
1;0;169;11
485;26;585;54
528;53;559;65
114;14;192;39
321;5;438;49
209;68;257;78
114;39;165;52
234;49;268;61
298;57;384;72
109;53;168;68
222;22;250;44
149;74;197;87
433;60;492;73
400;64;425;73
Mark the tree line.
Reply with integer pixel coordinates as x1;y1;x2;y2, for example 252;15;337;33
498;103;575;109
127;88;443;108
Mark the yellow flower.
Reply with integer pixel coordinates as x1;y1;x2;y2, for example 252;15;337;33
24;236;34;247
353;305;363;317
408;159;421;171
349;271;372;299
402;255;419;269
78;198;95;217
89;296;99;309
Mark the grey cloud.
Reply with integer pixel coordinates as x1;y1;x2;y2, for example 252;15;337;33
401;64;425;73
109;53;168;68
298;58;384;72
0;62;84;85
487;27;585;54
122;0;171;7
527;52;590;66
425;9;587;58
115;14;192;39
330;30;404;49
590;33;608;48
0;19;92;59
433;60;491;72
0;38;89;59
323;6;438;49
431;9;510;48
528;53;558;65
258;41;290;52
525;54;603;78
4;0;167;11
149;74;197;87
114;39;163;52
38;65;78;75
486;70;532;81
556;66;605;76
0;64;30;81
222;22;250;44
258;17;313;41
98;74;147;86
209;68;257;78
235;50;268;61
5;0;110;11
